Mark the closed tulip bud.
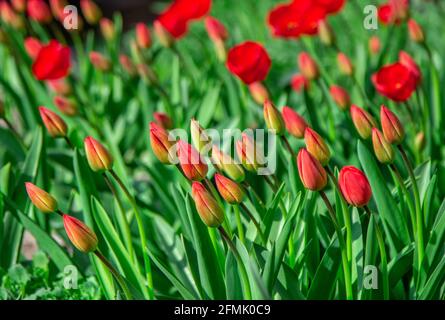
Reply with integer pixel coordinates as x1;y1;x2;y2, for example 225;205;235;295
298;52;319;80
47;79;72;95
63;214;98;253
236;133;266;172
149;122;175;164
248;82;269;105
136;23;152;49
263;100;285;135
372;128;395;164
25;182;58;213
80;0;102;25
177;140;208;181
39;106;67;138
215;173;245;204
339;166;372;207
369;36;381;55
350;104;377;140
330;85;350;111
154;20;175;48
297;148;327;191
27;0;52;24
119;54;137;76
282;106;308;139
191;119;212;155
54;96;77;116
380;105;405;145
100;18;115;41
191;182;224;228
49;0;68;21
205;16;228;42
0;2;25;29
318;19;334;46
290;74;310;92
154;112;173;130
137;63;159;85
414;131;425;152
211;145;245;182
304;128;331;166
89;51;111;72
408;19;424;43
24;37;43;61
12;0;26;12
84;136;114;172
337;53;353;76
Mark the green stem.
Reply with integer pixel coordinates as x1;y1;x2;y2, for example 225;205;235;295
233;205;245;244
280;135;295;158
239;202;266;246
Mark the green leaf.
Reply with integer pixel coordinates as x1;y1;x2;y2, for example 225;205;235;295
196;84;221;128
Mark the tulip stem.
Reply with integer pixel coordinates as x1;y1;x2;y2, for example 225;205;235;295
242;181;265;208
3;117;24;148
364;206;389;300
109;169;154;300
397;145;424;269
94;250;132;300
218;226;252;300
280;136;295;158
233;205;245;244
239;203;267;246
63;136;74;149
319;190;353;300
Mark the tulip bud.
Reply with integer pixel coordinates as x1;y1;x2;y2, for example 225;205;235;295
137;63;159;85
80;0;102;25
211;145;245;182
298;52;319;80
177;140;208;181
372;128;395;164
100;18;115;41
318;19;334;46
408;19;424;43
337;53;353;76
54;96;77;116
414;131;425;153
350;104;377;140
205;17;228;61
248;82;269;105
398;51;421;83
63;214;98;253
304;128;331;166
12;0;26;13
380;105;405;145
297;148;327;191
24;37;43;61
290;74;310;92
154;20;174;48
339;166;372;207
27;0;52;24
25;182;58;213
0;2;25;29
330;85;350;111
236;133;266;172
149;122;175;164
191;119;212;155
89;51;111;72
49;0;68;21
282;106;308;139
191;182;224;228
39;106;67;138
263;100;285;135
153;112;173;130
369;36;381;55
214;173;245;204
135;23;152;49
84;136;114;172
47;79;72;96
119;54;137;77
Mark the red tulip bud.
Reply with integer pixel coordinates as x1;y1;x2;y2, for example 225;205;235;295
54;96;77;116
24;37;43;61
84;136;114;172
49;0;68;21
205;16;228;42
25;182;58;213
236;133;266;172
63;214;98;253
330;85;350;111
408;19;424;43
153;112;173;130
153;20;175;48
39;106;67;138
337;52;353;76
248;82;269;105
372;128;395;164
0;2;25;29
119;54;137;76
89;51;111;72
47;79;72;95
298;52;319;80
211;145;245;182
414;131;425;153
290;74;310;92
27;0;52;24
398;51;421;84
350;104;377;140
191;182;224;227
282;106;308;139
318;19;335;46
368;36;381;55
190;119;212;155
263;100;285;135
136;23;152;49
339;166;372;207
12;0;26;13
214;173;245;204
149;122;175;164
100;18;115;41
380;105;405;145
297;148;327;191
80;0;102;25
304;127;331;166
177;140;208;181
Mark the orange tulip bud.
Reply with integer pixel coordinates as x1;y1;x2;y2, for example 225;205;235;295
263;100;285;135
153;20;175;48
47;78;72;96
318;19;334;46
136;23;152;49
54;96;77;116
100;18;115;41
149;122;175;164
12;0;26;12
27;0;52;24
84;136;114;172
177;140;208;181
248;82;269;105
63;214;98;253
290;74;310;92
153;112;173;130
190;119;212;155
25;182;58;213
119;54;137;76
350;104;377;140
372;128;395;164
330;85;350;111
191;182;224;227
80;0;102;25
337;52;353;76
369;36;381;55
39;106;67;138
380;105;405;145
89;51;111;72
49;0;68;21
297;148;327;191
408;19;424;43
24;37;43;60
211;145;245;182
304;127;331;166
414;131;425;153
236;133;266;172
214;173;245;204
282;106;308;139
0;2;25;29
298;52;319;80
205;16;228;42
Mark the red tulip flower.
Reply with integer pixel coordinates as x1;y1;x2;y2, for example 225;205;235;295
378;0;409;25
177;140;208;181
330;85;350;111
27;0;52;24
372;62;417;102
339;166;372;207
297;148;327;191
282;106;308;139
32;40;71;81
313;0;345;14
298;52;319;80
170;0;212;21
398;51;421;85
154;8;188;42
136;23;152;49
205;16;228;42
24;37;43;60
227;41;271;85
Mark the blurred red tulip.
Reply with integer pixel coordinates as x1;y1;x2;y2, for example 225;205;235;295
337;52;353;76
136;23;152;49
12;0;26;12
282;106;308;139
27;0;52;24
177;140;208;181
298;52;319;80
100;18;115;41
49;0;68;21
47;78;71;95
54;96;77;116
339;166;372;207
227;41;271;85
290;74;310;92
378;0;409;25
368;36;381;55
39;106;67;138
63;214;98;253
313;0;345;14
318;19;334;45
248;82;269;105
32;40;71;81
330;85;350;111
372;62;417;102
24;37;43;60
0;1;25;29
407;19;424;43
205;16;228;42
119;54;137;76
154;112;173;130
89;51;111;72
169;0;211;21
398;51;421;84
80;0;102;25
380;105;405;145
297;148;327;191
350;104;377;140
154;9;188;45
